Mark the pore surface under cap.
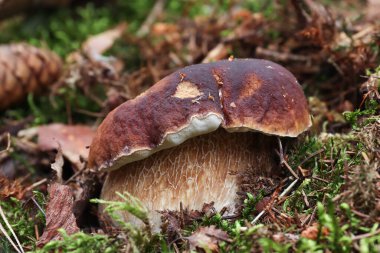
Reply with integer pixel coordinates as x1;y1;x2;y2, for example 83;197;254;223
88;58;311;171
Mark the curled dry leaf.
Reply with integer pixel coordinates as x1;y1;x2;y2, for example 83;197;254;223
37;183;79;247
37;124;95;170
186;225;231;252
82;22;127;60
51;145;64;183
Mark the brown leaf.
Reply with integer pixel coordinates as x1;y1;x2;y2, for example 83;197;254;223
160;211;182;242
82;22;127;59
0;176;25;199
51;144;64;183
37;183;79;247
366;0;380;22
301;222;329;240
37;124;95;169
186;226;230;252
298;166;312;177
255;196;271;213
152;22;178;35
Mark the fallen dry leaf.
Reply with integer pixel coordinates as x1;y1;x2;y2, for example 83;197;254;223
186;225;231;252
366;0;380;22
301;222;329;240
82;22;127;60
37;183;79;247
160;202;217;243
255;196;271;213
51;145;64;182
37;124;95;169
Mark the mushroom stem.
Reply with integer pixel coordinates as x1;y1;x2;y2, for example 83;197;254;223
101;129;279;231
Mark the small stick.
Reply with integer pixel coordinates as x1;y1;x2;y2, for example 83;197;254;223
279;179;299;199
31;196;46;217
136;0;166;37
302;190;310;207
34;224;39;241
25;178;47;192
308;195;327;226
0;132;11;154
352;229;380;241
250;211;265;225
271;207;291;219
298;148;325;167
277;138;299;179
64;167;85;185
251;179;299;224
311;176;329;184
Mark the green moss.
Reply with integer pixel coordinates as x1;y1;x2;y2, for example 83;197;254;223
31;229;120;253
0;1;155;56
241;192;264;220
0;194;45;249
343;99;379;130
285;135;357;214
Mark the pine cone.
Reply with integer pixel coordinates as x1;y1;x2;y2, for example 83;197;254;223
0;43;62;110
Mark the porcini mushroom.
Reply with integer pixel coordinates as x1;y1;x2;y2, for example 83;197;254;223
88;59;311;231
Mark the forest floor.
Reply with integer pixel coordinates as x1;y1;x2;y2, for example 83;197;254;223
0;1;379;252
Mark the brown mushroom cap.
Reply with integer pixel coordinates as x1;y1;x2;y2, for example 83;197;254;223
88;58;311;172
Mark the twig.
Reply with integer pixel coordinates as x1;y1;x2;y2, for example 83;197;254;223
250;211;266;225
74;109;105;118
25;178;47;192
301;205;317;227
311;176;329;184
308;194;327;226
31;196;46;217
172;242;180;253
351;209;370;219
298;148;325;167
0;205;24;253
34;224;39;241
0;132;11;154
302;190;310;207
256;47;311;63
251;179;299;224
271;207;291;219
279;179;300;199
352;229;380;241
332;191;350;202
277;138;299;179
136;0;166;37
64;167;85;185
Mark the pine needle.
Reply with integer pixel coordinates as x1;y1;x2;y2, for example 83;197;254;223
0;205;24;253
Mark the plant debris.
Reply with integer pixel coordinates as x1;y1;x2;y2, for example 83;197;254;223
186;225;231;252
0;44;62;110
37;123;95;170
36;183;79;247
0;1;379;252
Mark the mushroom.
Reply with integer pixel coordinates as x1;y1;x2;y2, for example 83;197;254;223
88;59;311;231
